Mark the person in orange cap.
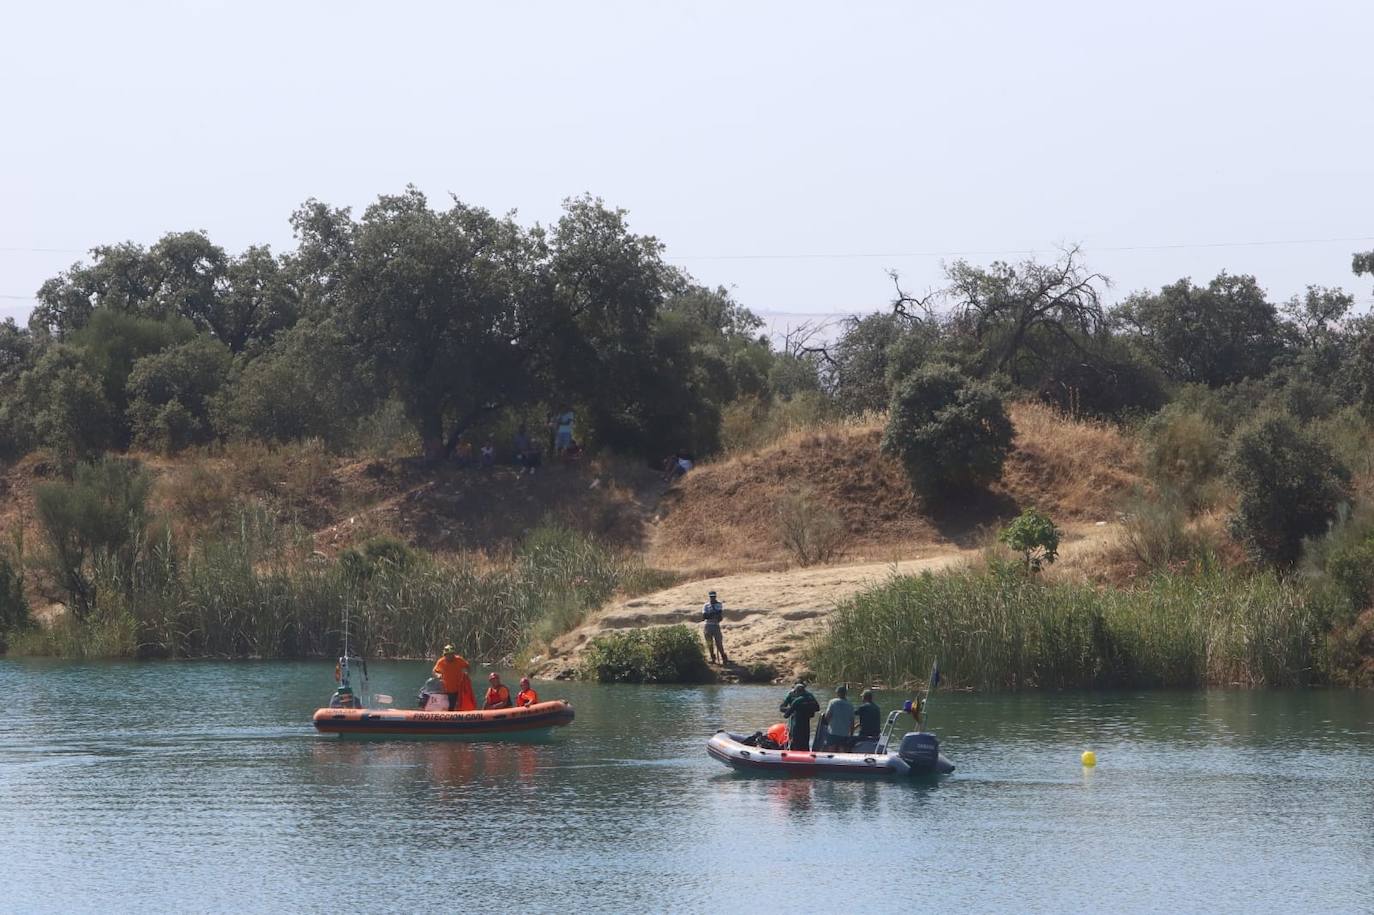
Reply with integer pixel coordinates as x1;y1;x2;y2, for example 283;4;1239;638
515;677;539;708
483;672;513;710
432;645;476;711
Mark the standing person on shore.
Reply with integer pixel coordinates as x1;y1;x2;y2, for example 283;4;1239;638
700;590;727;664
779;682;820;750
433;645;476;711
554;407;575;457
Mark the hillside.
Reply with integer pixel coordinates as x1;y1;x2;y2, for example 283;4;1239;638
538;403;1142;679
4;402;1142;670
652;402;1140;570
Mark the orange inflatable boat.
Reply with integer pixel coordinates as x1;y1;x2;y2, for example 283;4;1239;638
313;700;575;739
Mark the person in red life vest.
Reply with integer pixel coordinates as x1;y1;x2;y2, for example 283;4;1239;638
515;677;539;707
433;644;476;711
483;672;513;709
765;722;789;749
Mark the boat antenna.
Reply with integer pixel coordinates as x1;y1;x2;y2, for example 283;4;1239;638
340;602;351;689
921;659;940;732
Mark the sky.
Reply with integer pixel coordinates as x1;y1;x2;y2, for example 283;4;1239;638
2;0;1372;337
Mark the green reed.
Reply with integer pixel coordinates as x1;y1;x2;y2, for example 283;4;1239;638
808;562;1335;690
12;514;665;661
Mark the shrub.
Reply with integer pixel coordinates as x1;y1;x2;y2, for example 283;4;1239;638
15;347;118;465
1227;414;1350;565
35;458;153;619
339;535;422;583
881;364;1013;499
127;337;232;452
738;660;780;683
775;486;846;566
1118;492;1202;572
579;624;712;683
0;554;29;652
162;459;236;529
1141;406;1226;510
999;508;1060;572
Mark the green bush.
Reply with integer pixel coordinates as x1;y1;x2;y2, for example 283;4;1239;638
14;347;118;464
339;535;422;583
35;458;153;619
0;554;30;653
999;508;1060;572
579;624;711;683
1141;406;1226;509
1119;492;1203;571
881;364;1013;498
1227;414;1350;565
127;337;232;452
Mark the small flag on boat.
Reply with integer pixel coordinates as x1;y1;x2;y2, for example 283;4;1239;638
930;662;940;689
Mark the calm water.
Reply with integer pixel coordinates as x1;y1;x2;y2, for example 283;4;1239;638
1;660;1371;913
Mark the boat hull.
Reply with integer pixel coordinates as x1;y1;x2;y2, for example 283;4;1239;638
707;731;953;778
313;700;574;740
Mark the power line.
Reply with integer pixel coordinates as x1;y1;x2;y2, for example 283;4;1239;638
666;235;1374;262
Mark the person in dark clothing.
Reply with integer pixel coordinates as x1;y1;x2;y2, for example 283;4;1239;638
854;689;882;740
779;682;820;750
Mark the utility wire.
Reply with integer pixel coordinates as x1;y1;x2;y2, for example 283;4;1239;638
666;235;1374;262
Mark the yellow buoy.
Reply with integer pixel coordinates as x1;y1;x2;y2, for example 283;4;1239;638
1081;750;1097;767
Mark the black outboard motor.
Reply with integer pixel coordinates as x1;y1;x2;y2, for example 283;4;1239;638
897;732;941;772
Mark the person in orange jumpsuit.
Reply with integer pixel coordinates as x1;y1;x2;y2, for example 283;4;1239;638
483;672;513;709
515;677;539;707
433;645;476;711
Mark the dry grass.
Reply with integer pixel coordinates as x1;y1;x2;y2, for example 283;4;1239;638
652;401;1143;571
1001;402;1141;519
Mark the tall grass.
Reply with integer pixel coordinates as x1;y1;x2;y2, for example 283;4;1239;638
809;563;1335;690
11;515;666;661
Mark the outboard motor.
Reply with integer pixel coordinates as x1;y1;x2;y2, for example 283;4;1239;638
897;732;941;773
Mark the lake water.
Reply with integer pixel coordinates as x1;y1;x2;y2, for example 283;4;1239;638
1;660;1371;913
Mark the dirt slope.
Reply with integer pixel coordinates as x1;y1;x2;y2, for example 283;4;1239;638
651;401;1139;569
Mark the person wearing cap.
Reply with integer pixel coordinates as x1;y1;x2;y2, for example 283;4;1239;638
820;685;855;751
515;677;539;708
433;645;476;711
854;689;882;741
483;672;513;710
779;682;820;750
700;590;727;665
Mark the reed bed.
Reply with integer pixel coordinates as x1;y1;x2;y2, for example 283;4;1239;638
809;563;1334;690
13;516;661;661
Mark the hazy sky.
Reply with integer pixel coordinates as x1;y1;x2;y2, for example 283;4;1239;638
3;0;1372;333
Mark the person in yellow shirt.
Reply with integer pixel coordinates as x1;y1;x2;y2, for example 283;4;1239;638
432;645;476;711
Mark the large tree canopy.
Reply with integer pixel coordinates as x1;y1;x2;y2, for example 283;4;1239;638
1113;273;1285;386
292;188;674;459
31;232;298;354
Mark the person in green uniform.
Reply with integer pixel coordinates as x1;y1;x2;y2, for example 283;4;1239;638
854;689;882;742
779;682;820;750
